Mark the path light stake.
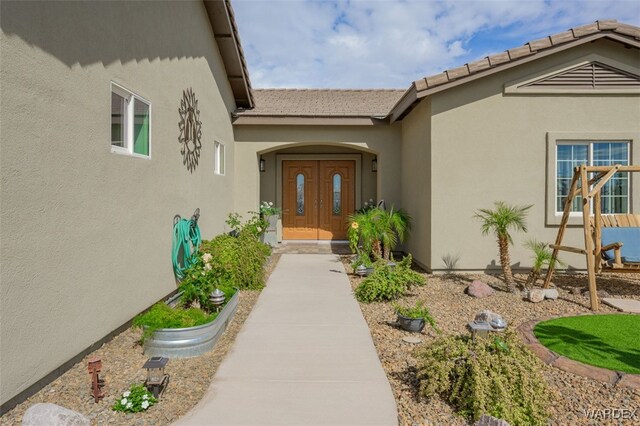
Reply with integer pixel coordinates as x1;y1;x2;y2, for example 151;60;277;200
143;357;169;399
87;357;104;402
356;264;367;277
209;288;226;312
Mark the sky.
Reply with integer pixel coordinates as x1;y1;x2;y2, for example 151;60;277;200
232;0;640;89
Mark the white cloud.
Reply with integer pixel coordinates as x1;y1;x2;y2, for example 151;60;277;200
232;0;640;89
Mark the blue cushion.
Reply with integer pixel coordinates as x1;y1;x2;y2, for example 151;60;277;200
601;227;640;264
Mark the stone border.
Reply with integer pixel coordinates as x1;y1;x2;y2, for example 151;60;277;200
517;314;640;389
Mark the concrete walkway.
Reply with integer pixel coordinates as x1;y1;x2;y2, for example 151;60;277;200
175;254;398;425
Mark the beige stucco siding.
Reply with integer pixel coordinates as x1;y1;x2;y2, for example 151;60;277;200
0;1;236;405
233;125;402;217
400;100;432;268
426;39;640;271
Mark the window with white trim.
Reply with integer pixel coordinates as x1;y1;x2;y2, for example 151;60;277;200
111;82;151;158
214;141;225;175
556;141;629;214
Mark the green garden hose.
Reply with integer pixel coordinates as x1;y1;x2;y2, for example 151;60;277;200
172;209;202;281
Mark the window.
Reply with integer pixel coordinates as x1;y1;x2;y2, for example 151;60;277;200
111;82;150;158
296;173;304;215
556;141;629;214
214;141;225;175
332;174;342;215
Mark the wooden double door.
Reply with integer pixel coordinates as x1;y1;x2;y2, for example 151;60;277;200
282;160;355;240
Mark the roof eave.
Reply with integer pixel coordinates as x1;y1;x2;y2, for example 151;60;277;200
392;32;640;121
203;0;254;108
232;115;389;126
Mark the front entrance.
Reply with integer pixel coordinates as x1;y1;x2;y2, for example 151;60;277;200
282;160;355;240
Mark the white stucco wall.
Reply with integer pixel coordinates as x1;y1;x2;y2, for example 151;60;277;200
426;39;640;271
0;1;236;406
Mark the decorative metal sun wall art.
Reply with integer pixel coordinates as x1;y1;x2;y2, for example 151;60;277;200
178;88;203;173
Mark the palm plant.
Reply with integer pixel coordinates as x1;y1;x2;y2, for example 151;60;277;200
377;206;412;260
348;206;412;260
524;239;565;289
474;201;532;292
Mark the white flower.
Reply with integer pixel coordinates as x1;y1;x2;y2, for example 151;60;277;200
126;402;133;409
141;401;150;409
142;394;149;400
123;391;131;397
369;198;374;203
269;202;273;206
120;398;128;405
202;253;212;262
256;227;262;232
203;263;212;271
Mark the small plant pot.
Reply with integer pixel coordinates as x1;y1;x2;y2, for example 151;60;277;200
396;314;425;332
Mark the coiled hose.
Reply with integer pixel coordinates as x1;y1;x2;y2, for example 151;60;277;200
172;209;202;281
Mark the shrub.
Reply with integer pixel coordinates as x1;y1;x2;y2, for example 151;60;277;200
416;331;552;426
112;384;157;413
176;252;236;312
201;228;271;290
393;300;439;333
133;303;217;343
354;255;426;303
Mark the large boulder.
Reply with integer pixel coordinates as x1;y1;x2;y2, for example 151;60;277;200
466;280;495;298
22;403;89;426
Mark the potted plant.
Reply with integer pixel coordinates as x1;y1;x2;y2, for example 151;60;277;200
393;301;439;333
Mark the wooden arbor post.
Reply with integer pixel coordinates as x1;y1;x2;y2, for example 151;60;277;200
544;164;639;311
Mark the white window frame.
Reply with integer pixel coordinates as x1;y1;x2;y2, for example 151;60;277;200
546;132;639;226
110;82;151;159
555;140;630;216
214;141;225;175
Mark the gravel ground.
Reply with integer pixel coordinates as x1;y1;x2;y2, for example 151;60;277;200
343;257;640;426
0;253;281;426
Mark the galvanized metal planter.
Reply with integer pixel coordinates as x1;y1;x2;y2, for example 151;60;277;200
143;290;239;358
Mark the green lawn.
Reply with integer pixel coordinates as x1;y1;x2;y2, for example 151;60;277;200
534;314;640;374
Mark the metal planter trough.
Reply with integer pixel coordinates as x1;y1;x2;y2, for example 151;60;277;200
143;290;239;358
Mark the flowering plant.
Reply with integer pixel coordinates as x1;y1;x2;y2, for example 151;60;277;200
259;201;281;217
112;384;157;413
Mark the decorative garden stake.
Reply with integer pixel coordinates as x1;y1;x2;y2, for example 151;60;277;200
143;357;169;399
87;357;105;402
209;288;226;311
356;264;367;277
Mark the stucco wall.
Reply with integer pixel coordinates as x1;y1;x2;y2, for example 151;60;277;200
0;1;236;406
400;100;432;268
426;39;640;271
233;125;402;217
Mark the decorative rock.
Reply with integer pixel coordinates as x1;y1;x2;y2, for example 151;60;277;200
22;403;89;426
475;414;511;426
582;289;610;299
543;288;559;300
402;336;422;344
474;310;502;324
527;289;545;303
466;280;495;298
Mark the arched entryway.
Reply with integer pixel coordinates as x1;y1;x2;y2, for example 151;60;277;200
259;145;378;241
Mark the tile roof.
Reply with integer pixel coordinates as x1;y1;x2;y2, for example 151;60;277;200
234;89;405;117
412;19;640;93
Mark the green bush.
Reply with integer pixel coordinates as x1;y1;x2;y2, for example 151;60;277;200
417;331;552;426
133;303;217;343
354;255;426;303
201;228;271;290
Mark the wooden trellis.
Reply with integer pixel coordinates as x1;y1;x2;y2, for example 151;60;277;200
543;164;640;310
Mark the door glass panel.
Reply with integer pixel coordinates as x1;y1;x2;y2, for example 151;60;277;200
296;173;304;215
332;174;341;215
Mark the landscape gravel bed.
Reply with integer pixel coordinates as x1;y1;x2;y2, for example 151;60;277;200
343;257;640;426
1;253;281;426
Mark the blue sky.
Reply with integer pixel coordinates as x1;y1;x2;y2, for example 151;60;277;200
232;0;640;89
